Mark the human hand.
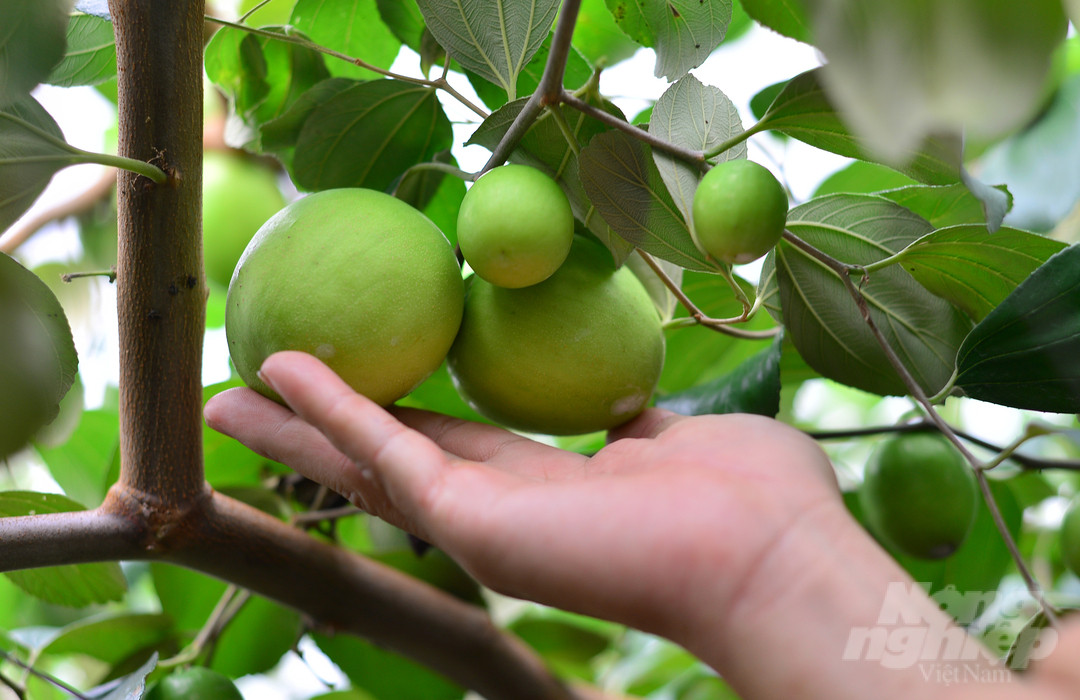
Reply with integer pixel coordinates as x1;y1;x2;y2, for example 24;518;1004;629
203;351;844;649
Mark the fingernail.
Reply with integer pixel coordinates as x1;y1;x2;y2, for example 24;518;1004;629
256;368;277;393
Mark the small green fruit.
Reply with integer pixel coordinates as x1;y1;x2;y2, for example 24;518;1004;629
1060;496;1080;577
859;433;978;560
448;237;665;435
691;159;788;264
203;151;286;289
226;188;464;406
145;667;243;700
457;165;574;288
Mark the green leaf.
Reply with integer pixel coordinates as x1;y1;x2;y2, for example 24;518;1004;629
151;563;302;676
376;0;426;52
509;615;612;679
739;0;811;43
604;0;730;80
810;0;1068;164
0;252;79;459
98;653;158;700
289;0;401;81
41;612;173;665
650;74;745;222
656;331;783;417
893;226;1067;322
878;183;1011;231
0;491;126;607
579;130;718;272
0;95;76;232
959;168;1010;233
259;76;355;162
657;272;776;393
571;0;640;67
292;79;452;192
766;194;972;397
813;161;917;198
46;12;117;87
314;632;465;700
0;0;70;106
468;35;592;110
758;68;962;186
204;25;331;148
393;151;467;246
955;244;1080;413
35;408;119;508
416;0;559;101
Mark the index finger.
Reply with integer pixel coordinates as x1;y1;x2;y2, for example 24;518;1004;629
258;351;452;525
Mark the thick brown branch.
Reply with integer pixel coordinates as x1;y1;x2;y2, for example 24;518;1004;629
165;492;576;700
110;0;208;503
0;508;142;570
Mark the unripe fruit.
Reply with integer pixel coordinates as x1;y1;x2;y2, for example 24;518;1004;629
226;188;464;406
0;254;77;460
1060;496;1080;577
448;237;665;435
691;159;788;264
203;151;286;289
145;667;243;700
859;433;978;560
457;164;574;288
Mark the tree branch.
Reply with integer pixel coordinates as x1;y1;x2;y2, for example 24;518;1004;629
0;169;116;255
111;0;208;505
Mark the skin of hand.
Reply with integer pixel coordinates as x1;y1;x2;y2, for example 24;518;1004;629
203;351;1080;700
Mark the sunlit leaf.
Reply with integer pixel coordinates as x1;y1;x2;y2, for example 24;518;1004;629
41;612;173;665
468;35;592;110
879;184;1011;231
740;0;811;43
416;0;559;100
766;194;972;396
571;0;640;67
579;130;719;271
0;492;126;607
650;74;744;222
376;0;426;52
894;226;1066;322
290;0;400;81
315;632;465;700
604;0;731;80
758;68;962;186
292;79;452;192
46;12;117;87
955;244;1080;413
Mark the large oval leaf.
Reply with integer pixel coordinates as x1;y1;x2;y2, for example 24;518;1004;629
766;194;972;396
579;130;718;272
0;95;74;232
604;0;731;80
45;12;117;87
894;225;1066;322
292;79;452;192
416;0;559;100
289;0;401;81
955;243;1080;413
739;0;810;43
650;74;745;223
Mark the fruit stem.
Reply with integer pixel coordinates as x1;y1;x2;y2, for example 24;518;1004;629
702;120;766;161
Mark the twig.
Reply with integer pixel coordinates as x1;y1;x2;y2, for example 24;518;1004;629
559;91;705;166
0;667;25;700
637;250;778;340
204;16;489;119
780;230;1060;625
480;0;583;173
0;168;116;254
62;269;117;284
0;649;89;700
